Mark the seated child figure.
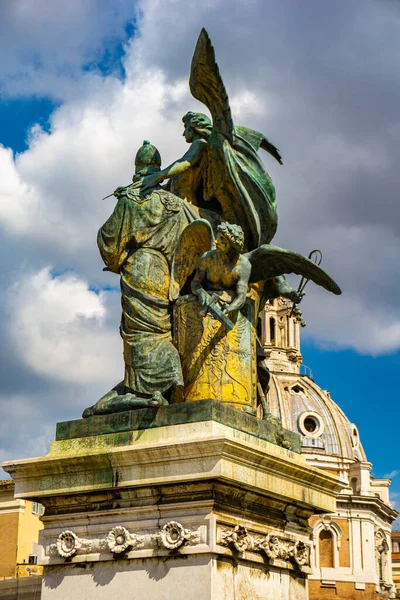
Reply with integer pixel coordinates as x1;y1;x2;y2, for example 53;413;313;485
191;222;251;315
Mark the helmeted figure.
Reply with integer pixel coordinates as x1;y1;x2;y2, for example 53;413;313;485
83;142;198;417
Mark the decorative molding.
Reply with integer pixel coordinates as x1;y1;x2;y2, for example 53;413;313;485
56;530;80;558
160;521;191;550
221;525;249;552
107;526;136;554
219;526;310;568
49;521;200;559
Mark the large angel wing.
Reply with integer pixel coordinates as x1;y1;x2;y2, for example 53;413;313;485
245;245;341;295
190;28;234;142
234;126;283;165
170;219;214;300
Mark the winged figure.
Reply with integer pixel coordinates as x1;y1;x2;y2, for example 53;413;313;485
172;220;341;319
141;28;282;251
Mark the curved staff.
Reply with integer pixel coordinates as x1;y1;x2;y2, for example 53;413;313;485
289;249;323;318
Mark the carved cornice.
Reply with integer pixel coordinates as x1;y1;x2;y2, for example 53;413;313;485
336;495;398;523
49;521;200;559
219;525;310;568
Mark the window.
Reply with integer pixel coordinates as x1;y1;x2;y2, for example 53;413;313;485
350;477;358;495
319;530;334;568
269;317;276;345
32;502;43;515
257;316;263;341
313;519;343;570
350;425;360;449
292;385;304;394
298;411;324;438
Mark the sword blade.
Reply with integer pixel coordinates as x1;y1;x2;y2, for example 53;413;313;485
206;302;234;331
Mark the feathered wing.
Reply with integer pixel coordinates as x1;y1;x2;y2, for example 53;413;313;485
245;245;342;295
190;28;234;142
234;126;283;165
170;219;214;300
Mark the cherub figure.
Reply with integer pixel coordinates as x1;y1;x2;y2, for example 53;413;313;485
191;222;251;317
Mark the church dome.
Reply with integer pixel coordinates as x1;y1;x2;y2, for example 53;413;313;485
261;298;367;466
268;372;366;463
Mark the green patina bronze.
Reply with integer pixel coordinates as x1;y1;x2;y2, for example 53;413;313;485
82;29;341;420
58;400;300;453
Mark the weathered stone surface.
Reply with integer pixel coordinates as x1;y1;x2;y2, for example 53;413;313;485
3;405;344;600
4;417;341;514
56;399;300;451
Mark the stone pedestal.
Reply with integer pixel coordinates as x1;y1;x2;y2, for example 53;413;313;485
3;401;343;600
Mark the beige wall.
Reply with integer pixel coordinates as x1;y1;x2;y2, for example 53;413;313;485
0;483;43;579
16;500;43;566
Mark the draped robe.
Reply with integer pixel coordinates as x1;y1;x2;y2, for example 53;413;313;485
98;182;197;396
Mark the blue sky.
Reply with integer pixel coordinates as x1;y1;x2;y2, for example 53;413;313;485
0;0;399;515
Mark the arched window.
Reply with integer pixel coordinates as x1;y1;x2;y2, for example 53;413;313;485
312;518;343;570
319;530;334;568
269;317;276;346
350;477;358;495
257;315;263;341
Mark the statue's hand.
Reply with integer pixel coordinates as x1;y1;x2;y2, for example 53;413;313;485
223;299;245;314
113;186;126;198
286;290;304;304
140;174;160;193
198;289;210;309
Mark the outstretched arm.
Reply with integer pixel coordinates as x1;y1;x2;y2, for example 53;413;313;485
224;257;251;314
141;139;207;191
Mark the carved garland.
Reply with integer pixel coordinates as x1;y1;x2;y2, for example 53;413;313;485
49;521;198;559
220;526;310;567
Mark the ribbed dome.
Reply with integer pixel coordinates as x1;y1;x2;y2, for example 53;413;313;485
268;372;366;462
260;298;366;464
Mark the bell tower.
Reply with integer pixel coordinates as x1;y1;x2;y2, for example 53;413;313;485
259;298;304;374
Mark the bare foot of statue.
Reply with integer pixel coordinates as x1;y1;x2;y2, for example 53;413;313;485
82;385;169;418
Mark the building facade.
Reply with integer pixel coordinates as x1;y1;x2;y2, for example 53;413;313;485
0;480;43;579
391;530;400;595
261;298;398;599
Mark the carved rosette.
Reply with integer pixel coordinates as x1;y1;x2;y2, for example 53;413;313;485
159;521;189;550
221;525;249;552
291;541;309;566
259;534;281;559
56;530;80;558
107;526;134;554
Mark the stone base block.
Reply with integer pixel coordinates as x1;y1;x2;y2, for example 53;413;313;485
3;401;343;600
41;556;307;600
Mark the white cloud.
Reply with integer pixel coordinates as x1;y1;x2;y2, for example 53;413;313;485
8;268;121;385
0;0;136;100
0;0;399;359
0;0;399;425
385;470;400;480
0;68;196;263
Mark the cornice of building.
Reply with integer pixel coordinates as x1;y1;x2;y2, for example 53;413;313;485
336;494;399;524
